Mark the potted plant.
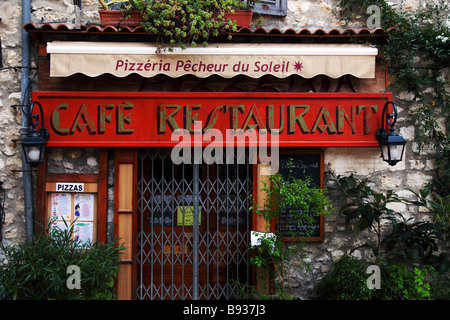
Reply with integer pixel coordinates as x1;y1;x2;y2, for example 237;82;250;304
220;0;258;27
249;159;333;299
98;0;144;27
98;0;257;50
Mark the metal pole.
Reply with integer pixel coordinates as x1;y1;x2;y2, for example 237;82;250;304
192;163;199;300
21;0;34;241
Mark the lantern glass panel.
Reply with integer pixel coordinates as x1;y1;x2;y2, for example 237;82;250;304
27;147;41;162
389;144;404;161
381;144;389;161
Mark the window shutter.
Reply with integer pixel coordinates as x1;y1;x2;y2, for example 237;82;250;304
252;0;287;17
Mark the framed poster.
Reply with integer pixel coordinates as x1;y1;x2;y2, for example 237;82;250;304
46;182;98;244
50;193;72;221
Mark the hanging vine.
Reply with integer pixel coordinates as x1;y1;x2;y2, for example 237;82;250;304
336;0;450;195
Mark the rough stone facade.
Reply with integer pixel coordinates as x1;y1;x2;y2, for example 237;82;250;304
1;0;28;245
0;0;446;299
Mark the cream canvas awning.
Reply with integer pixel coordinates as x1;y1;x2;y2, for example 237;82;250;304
47;41;378;79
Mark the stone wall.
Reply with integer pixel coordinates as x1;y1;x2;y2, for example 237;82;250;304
0;0;27;245
47;148;100;174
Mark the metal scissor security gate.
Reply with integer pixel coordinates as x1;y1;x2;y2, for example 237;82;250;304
137;148;253;300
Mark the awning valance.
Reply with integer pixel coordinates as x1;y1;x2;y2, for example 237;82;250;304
47;42;378;79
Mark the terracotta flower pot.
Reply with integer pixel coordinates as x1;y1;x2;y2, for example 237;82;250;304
221;10;253;27
98;10;144;27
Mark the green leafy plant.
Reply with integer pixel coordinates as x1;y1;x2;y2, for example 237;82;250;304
0;220;125;300
402;187;449;272
250;159;332;299
332;173;448;271
382;219;441;265
332;173;404;264
101;0;257;50
376;265;441;300
314;256;448;300
313;255;372;300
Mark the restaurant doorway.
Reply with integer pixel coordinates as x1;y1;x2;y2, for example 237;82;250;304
136;148;253;300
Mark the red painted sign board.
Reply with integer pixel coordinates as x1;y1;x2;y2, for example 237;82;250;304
32;91;392;147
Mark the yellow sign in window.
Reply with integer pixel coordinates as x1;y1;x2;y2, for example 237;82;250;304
177;206;202;226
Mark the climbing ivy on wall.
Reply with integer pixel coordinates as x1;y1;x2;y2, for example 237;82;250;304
336;0;450;195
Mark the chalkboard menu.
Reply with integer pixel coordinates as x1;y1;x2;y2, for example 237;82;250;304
278;151;324;241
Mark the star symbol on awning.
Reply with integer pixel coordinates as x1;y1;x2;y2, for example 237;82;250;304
293;61;304;72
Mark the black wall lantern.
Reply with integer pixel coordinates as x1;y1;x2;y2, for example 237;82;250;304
376;101;407;166
21;101;50;167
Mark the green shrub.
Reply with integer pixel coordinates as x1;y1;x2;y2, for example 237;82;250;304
314;255;449;300
376;265;449;300
0;221;125;300
313;255;372;300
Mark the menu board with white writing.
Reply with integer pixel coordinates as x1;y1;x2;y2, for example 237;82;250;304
278;152;323;241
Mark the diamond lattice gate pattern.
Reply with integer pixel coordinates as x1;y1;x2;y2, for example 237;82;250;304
137;148;253;300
